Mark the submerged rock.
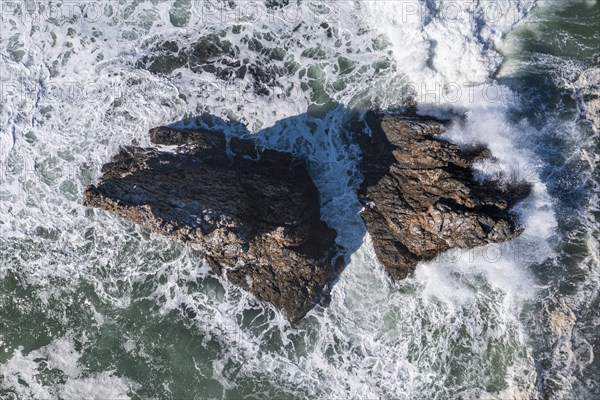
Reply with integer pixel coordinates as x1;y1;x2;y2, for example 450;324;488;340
84;127;339;322
357;111;531;280
135;35;276;96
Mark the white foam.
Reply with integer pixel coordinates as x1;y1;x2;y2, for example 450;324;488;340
0;333;138;399
61;372;136;400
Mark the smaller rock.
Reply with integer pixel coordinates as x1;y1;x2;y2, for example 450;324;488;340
357;111;531;280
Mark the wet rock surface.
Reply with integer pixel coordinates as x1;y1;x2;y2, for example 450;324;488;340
84;111;531;321
357;111;531;280
84;127;339;322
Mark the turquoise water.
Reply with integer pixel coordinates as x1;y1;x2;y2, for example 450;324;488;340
1;1;598;398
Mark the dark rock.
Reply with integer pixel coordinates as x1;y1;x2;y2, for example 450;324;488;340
84;111;531;320
357;111;531;280
84;127;339;323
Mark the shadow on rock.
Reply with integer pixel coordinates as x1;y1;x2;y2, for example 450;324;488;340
84;105;531;322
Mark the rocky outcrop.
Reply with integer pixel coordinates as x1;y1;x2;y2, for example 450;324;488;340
357;111;530;280
84;127;339;322
84;111;531;322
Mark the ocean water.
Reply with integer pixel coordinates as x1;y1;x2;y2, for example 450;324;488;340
0;0;598;399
